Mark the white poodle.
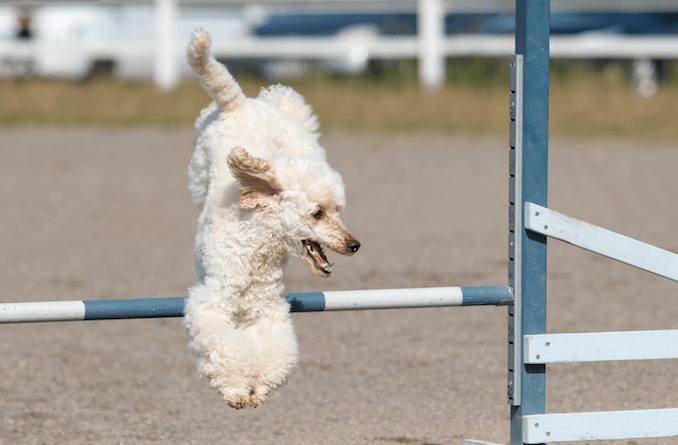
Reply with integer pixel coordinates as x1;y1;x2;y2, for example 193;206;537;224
182;30;360;409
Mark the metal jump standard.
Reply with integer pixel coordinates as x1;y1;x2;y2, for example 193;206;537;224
2;0;678;444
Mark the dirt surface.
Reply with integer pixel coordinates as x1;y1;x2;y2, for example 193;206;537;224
1;127;677;445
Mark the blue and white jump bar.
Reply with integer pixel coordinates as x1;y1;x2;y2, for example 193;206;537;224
0;286;512;323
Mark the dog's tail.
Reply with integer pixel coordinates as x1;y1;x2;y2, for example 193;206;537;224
187;29;246;112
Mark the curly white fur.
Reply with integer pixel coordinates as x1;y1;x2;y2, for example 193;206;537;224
183;30;360;409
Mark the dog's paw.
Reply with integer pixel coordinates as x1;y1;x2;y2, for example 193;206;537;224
224;392;250;409
249;387;269;408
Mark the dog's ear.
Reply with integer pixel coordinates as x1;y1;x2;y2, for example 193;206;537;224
227;147;282;209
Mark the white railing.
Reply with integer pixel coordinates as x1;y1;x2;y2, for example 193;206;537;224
1;0;677;92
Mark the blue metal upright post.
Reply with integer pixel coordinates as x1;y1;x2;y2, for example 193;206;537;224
508;0;549;444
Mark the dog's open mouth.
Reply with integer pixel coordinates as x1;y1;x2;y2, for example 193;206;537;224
302;240;332;276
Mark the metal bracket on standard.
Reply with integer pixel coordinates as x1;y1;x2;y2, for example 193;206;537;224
507;53;524;406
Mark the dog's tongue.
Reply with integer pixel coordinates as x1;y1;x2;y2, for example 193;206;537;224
304;240;331;274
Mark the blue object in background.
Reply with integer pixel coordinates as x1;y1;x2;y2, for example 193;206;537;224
254;12;678;37
255;13;415;36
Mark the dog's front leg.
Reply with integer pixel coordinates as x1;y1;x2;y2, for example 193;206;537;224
247;314;299;407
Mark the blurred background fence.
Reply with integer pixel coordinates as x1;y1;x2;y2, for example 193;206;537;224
1;0;677;96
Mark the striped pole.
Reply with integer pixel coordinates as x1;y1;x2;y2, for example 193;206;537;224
0;286;512;324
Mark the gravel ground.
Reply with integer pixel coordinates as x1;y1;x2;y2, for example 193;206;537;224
0;127;677;445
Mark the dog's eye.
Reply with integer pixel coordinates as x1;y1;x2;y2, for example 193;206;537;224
313;210;323;220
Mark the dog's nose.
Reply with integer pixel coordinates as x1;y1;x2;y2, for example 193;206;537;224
348;240;361;253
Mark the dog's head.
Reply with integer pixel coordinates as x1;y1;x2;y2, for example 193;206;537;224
227;147;360;277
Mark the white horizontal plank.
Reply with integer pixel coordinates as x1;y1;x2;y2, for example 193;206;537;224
524;330;678;364
461;440;505;445
0;301;85;323
551;35;678;59
525;203;678;282
523;408;678;443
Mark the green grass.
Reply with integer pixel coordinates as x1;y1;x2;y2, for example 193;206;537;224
2;59;677;139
